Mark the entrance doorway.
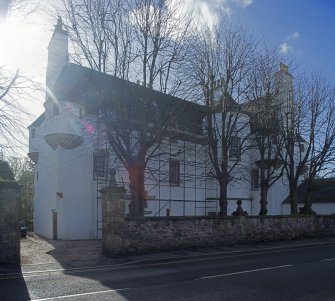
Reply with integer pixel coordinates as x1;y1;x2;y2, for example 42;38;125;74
52;210;57;240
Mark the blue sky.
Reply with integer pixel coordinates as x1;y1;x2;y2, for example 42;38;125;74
204;0;335;81
0;0;334;133
1;0;334;89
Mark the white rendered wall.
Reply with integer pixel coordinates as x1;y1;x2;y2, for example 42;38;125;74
33;99;98;240
56;145;94;239
33;141;59;238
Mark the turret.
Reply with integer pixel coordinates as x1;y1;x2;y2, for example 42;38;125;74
46;17;68;91
274;63;294;116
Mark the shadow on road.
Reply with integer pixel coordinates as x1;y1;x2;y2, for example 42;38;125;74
21;233;137;300
19;233;335;301
0;265;30;301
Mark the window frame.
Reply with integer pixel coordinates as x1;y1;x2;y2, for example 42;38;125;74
251;168;260;190
93;151;108;180
299;143;305;153
169;159;180;187
229;136;241;161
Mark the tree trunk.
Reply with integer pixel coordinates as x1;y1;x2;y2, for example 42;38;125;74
289;180;298;215
259;182;268;216
258;154;268;216
218;180;228;216
127;161;145;217
301;180;315;215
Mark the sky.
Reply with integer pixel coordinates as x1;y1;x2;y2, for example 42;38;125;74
0;0;334;154
227;0;335;80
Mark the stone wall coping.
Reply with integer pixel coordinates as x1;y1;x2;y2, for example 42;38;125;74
125;215;335;222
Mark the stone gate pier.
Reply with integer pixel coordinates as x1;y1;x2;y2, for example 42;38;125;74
0;181;21;265
101;186;126;256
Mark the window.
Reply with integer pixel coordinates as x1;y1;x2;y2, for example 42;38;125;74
93;151;108;179
229;136;241;160
31;128;36;139
251;168;259;190
53;103;59;116
299;143;305;153
169;160;180;186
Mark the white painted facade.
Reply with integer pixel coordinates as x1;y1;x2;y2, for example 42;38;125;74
30;21;328;241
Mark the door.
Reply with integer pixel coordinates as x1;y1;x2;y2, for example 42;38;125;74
52;210;57;240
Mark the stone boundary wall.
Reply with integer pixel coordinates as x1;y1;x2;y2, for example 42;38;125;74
123;215;335;254
0;182;21;265
101;187;335;256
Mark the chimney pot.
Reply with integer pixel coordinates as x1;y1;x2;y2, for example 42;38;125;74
279;62;288;73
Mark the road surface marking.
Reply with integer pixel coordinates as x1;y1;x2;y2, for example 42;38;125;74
322;258;335;261
2;241;334;279
30;287;130;301
2;260;146;278
196;264;292;280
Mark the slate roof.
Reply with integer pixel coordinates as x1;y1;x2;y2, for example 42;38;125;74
28;113;45;128
282;178;335;204
52;63;206;136
296;134;307;143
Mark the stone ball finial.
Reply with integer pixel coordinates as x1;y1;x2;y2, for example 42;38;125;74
232;199;248;216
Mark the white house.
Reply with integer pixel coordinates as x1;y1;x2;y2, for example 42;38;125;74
29;19;319;240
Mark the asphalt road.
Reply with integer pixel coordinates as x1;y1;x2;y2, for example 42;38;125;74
1;240;335;301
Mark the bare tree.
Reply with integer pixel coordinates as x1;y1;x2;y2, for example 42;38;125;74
0;158;14;180
101;90;191;216
60;0;193;92
129;0;193;94
299;73;335;214
0;67;39;154
61;0;133;77
7;156;34;222
0;0;42;154
246;47;286;215
7;155;32;180
278;71;335;214
186;20;256;216
56;0;195;216
1;0;39;19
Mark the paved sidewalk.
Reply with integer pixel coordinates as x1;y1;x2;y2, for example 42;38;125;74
20;233;120;271
21;233;103;265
